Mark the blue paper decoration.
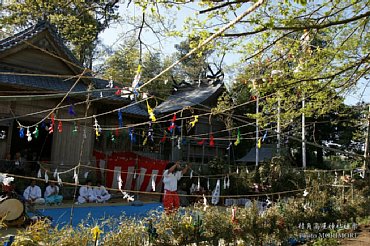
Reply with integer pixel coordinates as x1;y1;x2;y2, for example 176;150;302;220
19;128;24;138
118;109;123;128
129;128;136;143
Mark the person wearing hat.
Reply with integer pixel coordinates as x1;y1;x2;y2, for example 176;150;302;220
162;161;190;212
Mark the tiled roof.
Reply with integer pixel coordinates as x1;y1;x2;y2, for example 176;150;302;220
0;69;87;92
0;20;82;67
154;83;224;114
236;146;275;163
120;102;148;117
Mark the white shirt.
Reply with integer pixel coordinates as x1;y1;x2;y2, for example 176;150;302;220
45;185;59;197
163;170;182;192
24;185;42;200
93;186;109;197
79;186;94;198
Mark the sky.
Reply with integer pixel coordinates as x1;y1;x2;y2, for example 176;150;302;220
99;2;369;106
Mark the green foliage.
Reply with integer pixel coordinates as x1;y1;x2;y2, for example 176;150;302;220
101;38;174;98
2;173;370;246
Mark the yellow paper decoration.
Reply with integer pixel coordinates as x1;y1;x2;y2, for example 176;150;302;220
257;138;262;149
91;225;103;241
147;100;156;122
234;129;241;146
143;137;148;146
189;115;198;128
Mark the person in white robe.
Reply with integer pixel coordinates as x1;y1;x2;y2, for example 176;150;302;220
93;182;111;203
44;182;63;205
23;180;45;205
77;181;96;204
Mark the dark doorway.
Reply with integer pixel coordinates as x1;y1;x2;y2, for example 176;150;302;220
10;120;53;162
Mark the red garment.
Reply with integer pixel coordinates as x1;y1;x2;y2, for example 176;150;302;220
163;190;179;212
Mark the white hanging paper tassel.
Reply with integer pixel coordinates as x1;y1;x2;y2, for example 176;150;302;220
53;168;58;179
100;92;103;98
57;174;63;186
203;194;208;211
151;174;156;191
26;127;32;142
133;171;137;179
37;169;42;178
177;137;181;150
223;177;227;189
266;196;272;206
122;192;134;202
106;78;114;88
190;170;193;179
246;167;249;174
44;172;49;183
118;174;123;191
207;178;210;190
226;142;232;150
73;168;79;185
0;173;14;186
211;179;220;205
334;171;338;185
226;175;230;188
359;168;365;179
197;177;200;191
303;189;309;197
236;167;239;174
84;171;89;179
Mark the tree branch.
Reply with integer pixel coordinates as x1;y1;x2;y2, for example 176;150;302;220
199;0;251;14
221;10;370;37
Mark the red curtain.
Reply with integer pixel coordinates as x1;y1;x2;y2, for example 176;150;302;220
93;151;168;190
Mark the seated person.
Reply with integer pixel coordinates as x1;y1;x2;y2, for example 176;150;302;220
23;180;45;205
77;181;96;204
93;182;111;203
44;182;63;205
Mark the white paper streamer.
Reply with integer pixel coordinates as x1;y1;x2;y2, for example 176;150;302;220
177;137;181;149
211;179;220;205
226;175;230;188
190;170;193;179
26;127;32;142
84;171;89;179
0;173;14;186
57;174;63;186
236;167;239;174
197;177;200;191
53;168;58;178
226;142;232;150
266;197;272;206
73;168;79;185
246;167;249;174
207;178;210;190
203;194;208;211
118;174;123;191
303;189;309;197
37;169;42;178
151;175;156;191
223;177;226;189
44;172;49;183
122;192;134;202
